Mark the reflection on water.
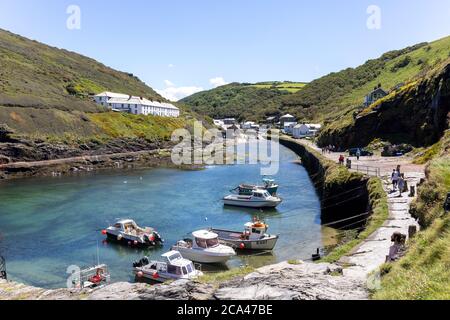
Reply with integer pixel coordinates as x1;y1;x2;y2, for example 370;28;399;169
0;144;332;288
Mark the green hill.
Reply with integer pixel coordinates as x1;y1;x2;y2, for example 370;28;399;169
180;82;307;121
0;29;198;144
182;36;450;129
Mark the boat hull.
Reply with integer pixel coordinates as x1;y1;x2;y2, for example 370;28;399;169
223;198;281;208
106;232;161;247
171;246;234;264
134;268;203;283
211;229;279;250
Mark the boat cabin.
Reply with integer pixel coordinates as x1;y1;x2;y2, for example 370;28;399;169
252;190;272;199
243;221;268;240
114;219;139;233
161;251;198;277
193;230;220;249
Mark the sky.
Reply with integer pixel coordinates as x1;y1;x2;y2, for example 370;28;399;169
0;0;449;101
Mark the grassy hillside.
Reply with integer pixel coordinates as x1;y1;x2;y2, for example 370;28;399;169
180;82;307;121
182;36;450;127
0;29;199;144
0;29;163;111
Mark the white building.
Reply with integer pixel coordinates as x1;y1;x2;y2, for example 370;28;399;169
94;91;180;118
283;122;298;135
292;124;322;139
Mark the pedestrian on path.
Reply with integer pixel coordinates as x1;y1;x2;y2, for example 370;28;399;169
397;174;406;197
339;155;345;165
356;148;361;161
391;169;399;191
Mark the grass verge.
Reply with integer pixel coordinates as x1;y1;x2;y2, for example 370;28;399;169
372;156;450;299
197;266;255;284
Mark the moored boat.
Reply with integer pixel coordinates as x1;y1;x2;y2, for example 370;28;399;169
171;230;236;264
211;218;279;251
102;219;164;247
234;178;279;196
223;189;282;208
133;251;203;283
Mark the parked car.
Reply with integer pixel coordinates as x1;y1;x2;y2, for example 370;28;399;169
348;148;373;157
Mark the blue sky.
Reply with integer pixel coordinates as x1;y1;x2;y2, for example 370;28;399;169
0;0;449;100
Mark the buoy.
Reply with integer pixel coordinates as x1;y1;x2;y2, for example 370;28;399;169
117;234;123;241
128;241;132;246
152;272;159;280
149;235;155;242
101;230;107;235
137;271;144;278
134;240;138;246
240;243;245;249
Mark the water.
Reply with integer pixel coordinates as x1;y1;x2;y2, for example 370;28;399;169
0;144;328;288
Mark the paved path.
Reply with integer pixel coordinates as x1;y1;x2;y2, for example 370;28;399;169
294;138;425;280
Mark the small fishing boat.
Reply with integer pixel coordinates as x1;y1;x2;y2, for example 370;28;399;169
171;230;236;264
211;218;279;251
234;178;279;196
223;189;282;208
102;219;164;247
133;251;203;283
70;264;111;290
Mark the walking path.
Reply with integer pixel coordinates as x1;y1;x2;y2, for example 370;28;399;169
296;138;425;281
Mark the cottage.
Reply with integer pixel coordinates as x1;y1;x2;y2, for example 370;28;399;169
283;122;297;135
364;87;388;107
292;123;322;138
94;92;180;117
279;114;296;127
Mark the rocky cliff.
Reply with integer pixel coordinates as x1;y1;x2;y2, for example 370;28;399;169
318;60;450;149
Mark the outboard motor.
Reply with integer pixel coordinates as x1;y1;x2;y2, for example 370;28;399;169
133;256;150;268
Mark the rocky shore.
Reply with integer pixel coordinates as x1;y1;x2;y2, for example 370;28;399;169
0;261;368;300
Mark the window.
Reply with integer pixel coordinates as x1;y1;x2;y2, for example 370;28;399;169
182;267;188;275
196;238;207;248
206;238;219;247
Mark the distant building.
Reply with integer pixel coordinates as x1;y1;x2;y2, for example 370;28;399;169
279;114;297;127
223;118;237;125
242;121;259;130
292;123;322;139
283;122;297;135
94;91;180;117
364;88;388;107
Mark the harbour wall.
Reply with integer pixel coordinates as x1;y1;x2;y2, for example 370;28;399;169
279;136;371;228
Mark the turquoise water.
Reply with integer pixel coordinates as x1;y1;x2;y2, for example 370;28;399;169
0;144;324;288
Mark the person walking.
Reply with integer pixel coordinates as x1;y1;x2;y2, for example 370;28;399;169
391;169;399;191
397;174;405;197
339;155;345;165
356;148;361;161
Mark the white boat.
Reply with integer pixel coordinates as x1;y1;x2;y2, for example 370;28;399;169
223;189;282;208
133;251;203;283
171;230;236;264
102;219;163;247
211;219;279;251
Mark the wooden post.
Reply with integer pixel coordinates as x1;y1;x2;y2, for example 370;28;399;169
408;225;417;239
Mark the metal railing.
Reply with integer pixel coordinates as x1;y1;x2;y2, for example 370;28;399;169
350;164;381;177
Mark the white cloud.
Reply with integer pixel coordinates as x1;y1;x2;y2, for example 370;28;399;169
164;80;175;87
156;80;203;101
209;77;228;88
168;64;175;68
